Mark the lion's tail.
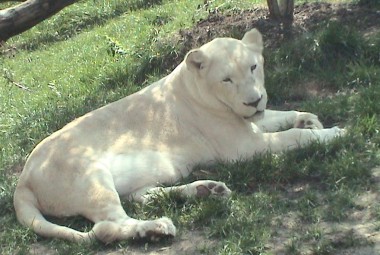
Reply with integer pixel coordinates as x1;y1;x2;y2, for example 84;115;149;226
13;185;93;243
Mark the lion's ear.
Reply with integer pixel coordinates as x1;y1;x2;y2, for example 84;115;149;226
242;29;263;53
185;49;208;73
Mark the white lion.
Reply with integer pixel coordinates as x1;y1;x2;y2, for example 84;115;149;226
14;29;343;244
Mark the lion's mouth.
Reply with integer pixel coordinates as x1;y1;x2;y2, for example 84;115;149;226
244;110;265;120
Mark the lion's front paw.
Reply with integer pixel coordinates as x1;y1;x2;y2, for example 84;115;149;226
314;126;346;142
137;217;176;241
295;113;323;129
329;126;346;138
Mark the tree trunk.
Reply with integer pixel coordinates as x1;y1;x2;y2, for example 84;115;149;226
266;0;294;24
266;0;294;36
266;0;281;21
0;0;78;42
284;0;294;24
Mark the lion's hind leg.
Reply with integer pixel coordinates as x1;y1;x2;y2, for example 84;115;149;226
132;180;232;204
15;165;177;244
78;170;176;244
14;185;92;243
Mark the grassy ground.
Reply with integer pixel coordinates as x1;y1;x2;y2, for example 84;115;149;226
0;0;379;254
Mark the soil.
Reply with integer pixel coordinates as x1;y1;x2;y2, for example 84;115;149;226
21;2;380;254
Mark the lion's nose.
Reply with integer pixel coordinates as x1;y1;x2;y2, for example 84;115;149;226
243;95;263;108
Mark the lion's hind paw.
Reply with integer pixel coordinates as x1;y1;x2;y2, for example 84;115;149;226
192;180;232;198
137;217;176;242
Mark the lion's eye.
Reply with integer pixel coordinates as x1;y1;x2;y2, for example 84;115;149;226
251;64;257;72
223;78;232;83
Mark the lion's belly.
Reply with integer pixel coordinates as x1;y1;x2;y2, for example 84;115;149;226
100;151;191;196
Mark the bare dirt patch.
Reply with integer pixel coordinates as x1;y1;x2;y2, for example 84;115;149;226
28;230;216;255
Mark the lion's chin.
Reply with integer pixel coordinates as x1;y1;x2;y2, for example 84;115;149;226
243;110;265;122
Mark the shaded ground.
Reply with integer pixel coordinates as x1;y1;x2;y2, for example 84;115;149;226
178;2;380;50
28;230;217;255
268;167;380;255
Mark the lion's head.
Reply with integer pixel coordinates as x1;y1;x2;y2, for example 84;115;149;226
184;29;267;121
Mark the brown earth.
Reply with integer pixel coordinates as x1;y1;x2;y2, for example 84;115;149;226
178;1;380;50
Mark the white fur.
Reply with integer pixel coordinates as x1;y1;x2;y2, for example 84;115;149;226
13;29;344;243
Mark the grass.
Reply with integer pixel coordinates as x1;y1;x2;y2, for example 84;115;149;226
1;0;379;254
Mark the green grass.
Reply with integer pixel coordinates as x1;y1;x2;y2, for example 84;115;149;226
1;0;380;254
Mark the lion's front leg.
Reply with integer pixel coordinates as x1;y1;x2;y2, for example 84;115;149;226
255;109;323;132
252;127;344;153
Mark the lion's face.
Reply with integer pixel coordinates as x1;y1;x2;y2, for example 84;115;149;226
185;29;267;120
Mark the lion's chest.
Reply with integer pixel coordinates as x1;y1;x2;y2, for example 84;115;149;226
180;114;255;162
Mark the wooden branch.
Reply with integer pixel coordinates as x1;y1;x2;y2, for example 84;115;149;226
2;68;31;91
0;0;26;3
12;80;31;91
0;0;78;42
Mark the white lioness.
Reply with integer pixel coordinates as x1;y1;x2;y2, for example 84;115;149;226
14;29;343;244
